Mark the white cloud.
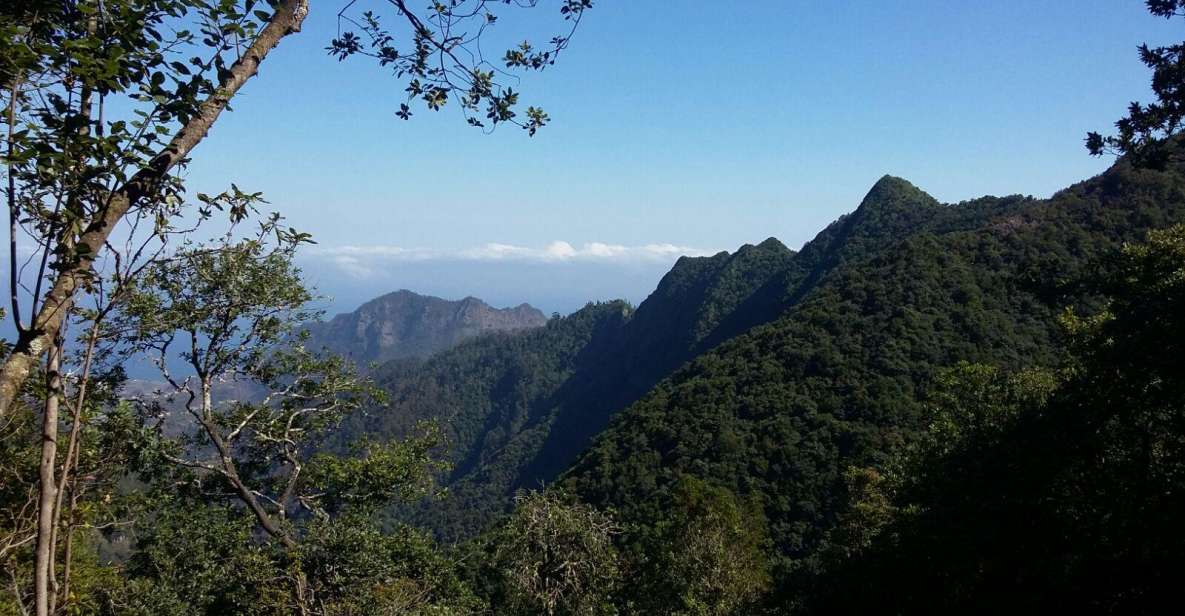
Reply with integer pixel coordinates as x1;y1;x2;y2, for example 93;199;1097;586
544;241;578;260
329;255;375;279
584;242;628;258
459;243;536;260
642;243;695;257
307;240;719;279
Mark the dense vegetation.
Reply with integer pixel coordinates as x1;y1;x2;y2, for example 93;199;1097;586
0;137;1181;616
324;153;1185;613
342;238;798;539
812;223;1185;613
5;0;1185;613
563;160;1185;600
349;158;1185;550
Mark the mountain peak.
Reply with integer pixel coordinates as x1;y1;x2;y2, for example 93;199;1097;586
756;236;790;251
859;175;938;211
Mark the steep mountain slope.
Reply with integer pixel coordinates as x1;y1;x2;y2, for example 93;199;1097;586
353;158;1185;552
813;224;1185;614
560;159;1185;588
305;290;547;364
349;239;799;539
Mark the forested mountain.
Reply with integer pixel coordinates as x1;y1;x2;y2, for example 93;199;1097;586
353;156;1185;560
810;224;1185;614
560;158;1185;607
344;238;798;538
11;1;1185;613
304;290;547;365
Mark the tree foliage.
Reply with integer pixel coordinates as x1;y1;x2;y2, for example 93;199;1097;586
812;224;1185;613
562;159;1185;597
328;0;593;133
79;225;472;614
493;490;620;616
634;476;771;616
1088;0;1185;166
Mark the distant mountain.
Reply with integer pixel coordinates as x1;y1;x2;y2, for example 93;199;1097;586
304;290;547;365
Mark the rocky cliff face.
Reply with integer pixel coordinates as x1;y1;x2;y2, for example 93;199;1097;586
305;290;547;365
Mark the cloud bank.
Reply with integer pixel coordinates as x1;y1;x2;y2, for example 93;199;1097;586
307;241;720;279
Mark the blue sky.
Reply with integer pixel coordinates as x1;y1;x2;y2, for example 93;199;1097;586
178;1;1179;315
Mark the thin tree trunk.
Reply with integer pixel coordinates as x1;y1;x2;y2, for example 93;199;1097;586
8;565;29;616
58;487;78;614
7;76;24;333
294;571;312;616
33;341;62;616
49;322;98;614
0;0;309;420
43;26;97;604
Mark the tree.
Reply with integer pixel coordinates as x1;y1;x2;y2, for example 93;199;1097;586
0;0;310;421
1;3;591;604
0;0;594;419
4;212;161;616
639;476;772;616
107;221;463;613
1087;0;1185;166
0;363;141;615
494;490;621;616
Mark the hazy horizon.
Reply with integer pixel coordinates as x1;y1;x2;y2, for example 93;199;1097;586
165;1;1178;315
5;2;1179;318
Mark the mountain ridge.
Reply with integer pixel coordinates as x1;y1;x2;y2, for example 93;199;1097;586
340;157;1185;552
348;174;987;539
561;156;1185;591
344;238;803;538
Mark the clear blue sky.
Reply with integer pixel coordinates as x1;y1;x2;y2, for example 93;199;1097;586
179;0;1179;315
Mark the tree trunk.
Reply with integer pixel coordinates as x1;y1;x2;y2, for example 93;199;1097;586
33;342;61;616
7;76;23;334
50;323;98;614
58;487;78;615
0;0;309;420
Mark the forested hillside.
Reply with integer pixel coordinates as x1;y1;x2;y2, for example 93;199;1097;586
344;238;799;538
11;1;1185;614
809;222;1185;613
352;157;1185;552
561;157;1185;607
